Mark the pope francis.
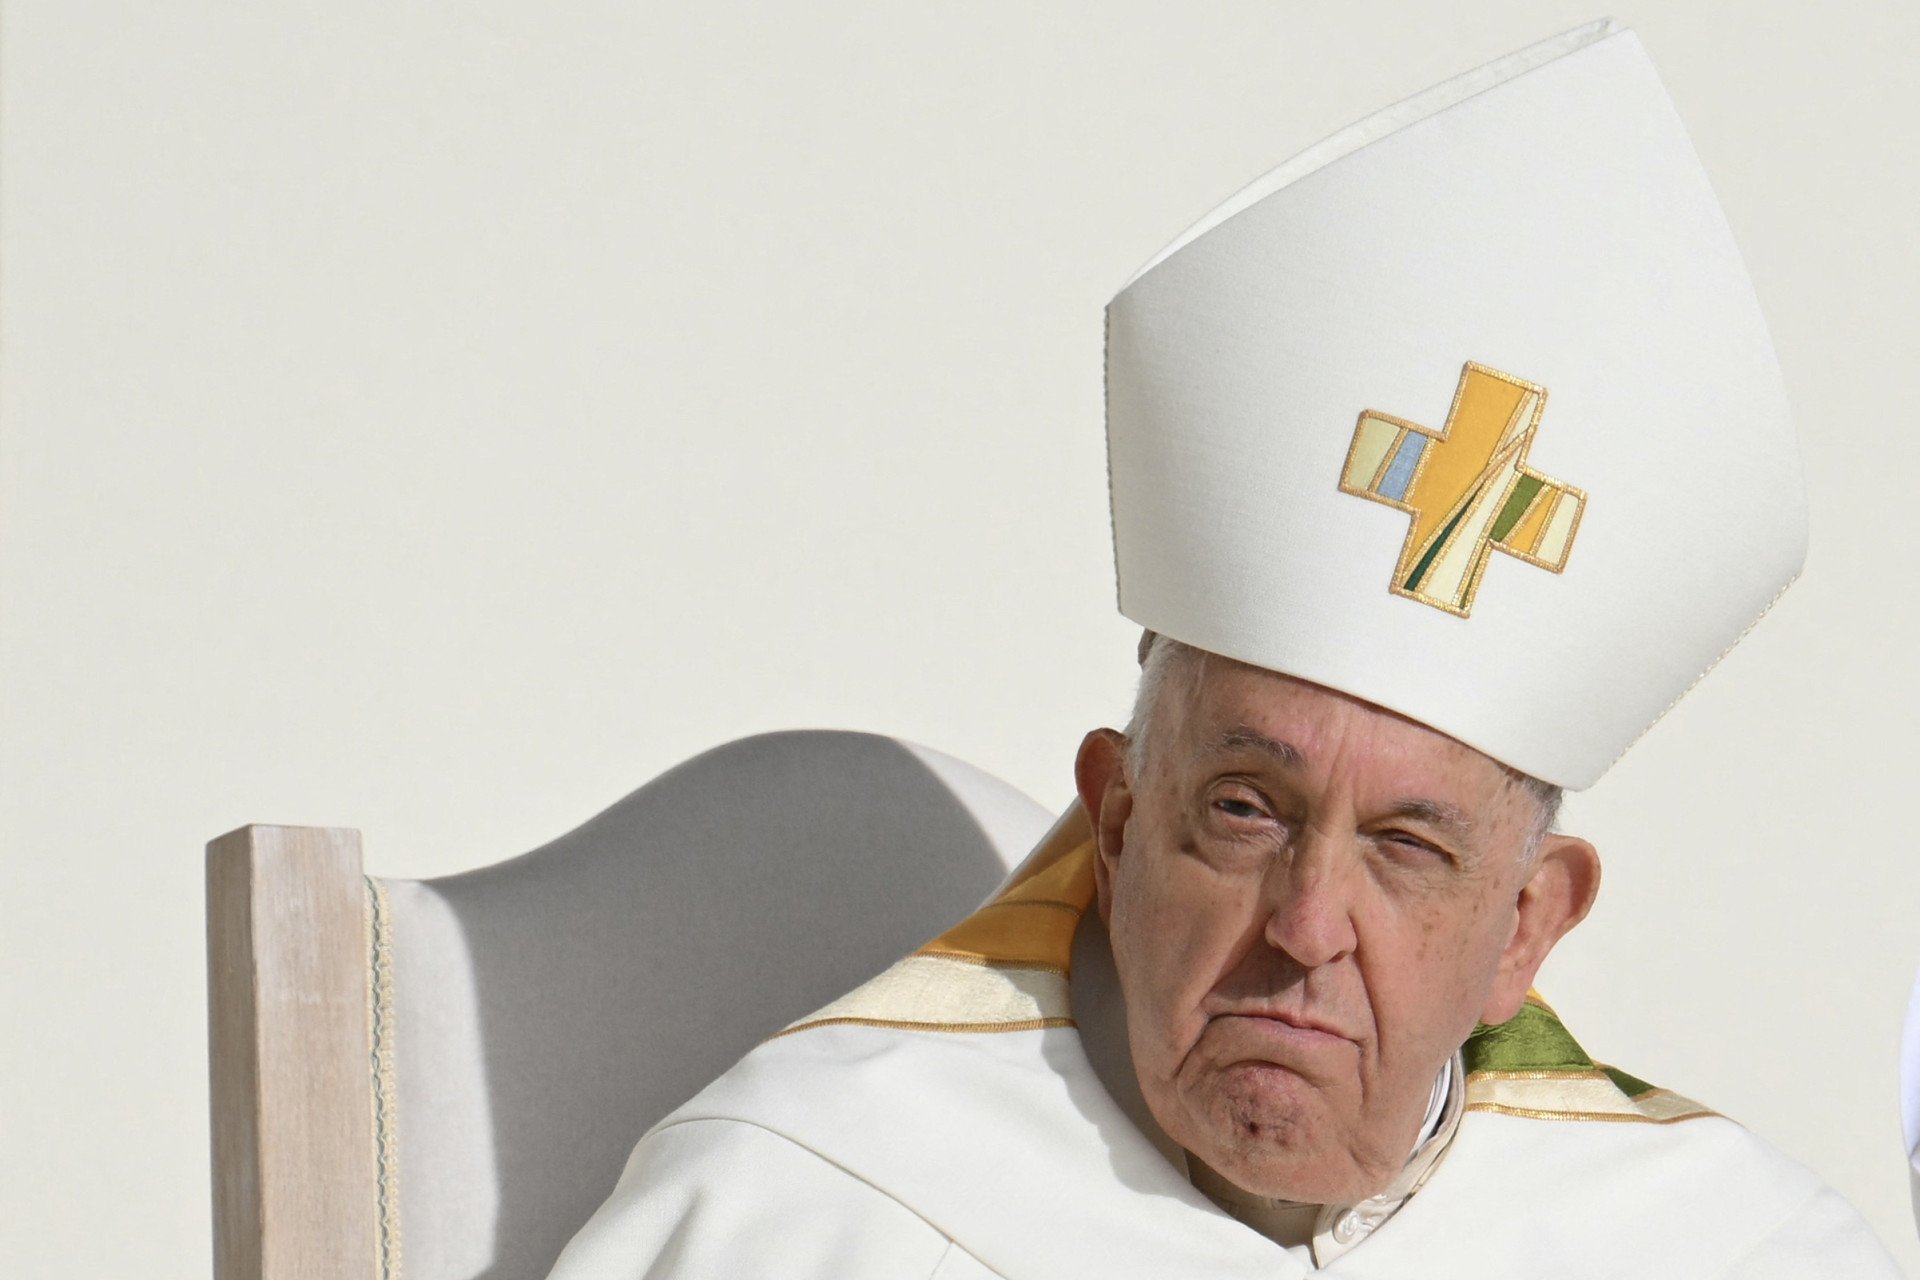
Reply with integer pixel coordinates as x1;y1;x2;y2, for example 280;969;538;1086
546;18;1902;1278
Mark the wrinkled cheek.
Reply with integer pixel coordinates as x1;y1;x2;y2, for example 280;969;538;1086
1380;908;1505;1050
1116;878;1249;1055
1391;896;1468;964
1116;899;1205;1014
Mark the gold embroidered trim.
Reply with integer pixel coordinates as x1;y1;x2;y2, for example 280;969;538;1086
914;949;1069;977
769;1015;1075;1040
364;877;403;1280
1465;1067;1612;1083
1465;1100;1713;1126
1466;1075;1716;1126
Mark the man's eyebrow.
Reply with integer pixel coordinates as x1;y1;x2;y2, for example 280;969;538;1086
1384;798;1475;838
1205;726;1306;768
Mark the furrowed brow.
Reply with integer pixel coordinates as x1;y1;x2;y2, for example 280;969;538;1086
1206;726;1306;769
1385;798;1475;839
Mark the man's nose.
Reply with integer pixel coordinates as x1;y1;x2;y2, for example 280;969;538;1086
1261;829;1359;969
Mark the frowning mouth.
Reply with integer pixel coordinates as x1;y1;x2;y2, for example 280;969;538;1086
1213;1009;1356;1046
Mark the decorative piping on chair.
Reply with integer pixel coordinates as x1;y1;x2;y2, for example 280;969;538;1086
366;877;404;1280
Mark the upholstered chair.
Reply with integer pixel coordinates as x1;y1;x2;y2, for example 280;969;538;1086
206;730;1051;1280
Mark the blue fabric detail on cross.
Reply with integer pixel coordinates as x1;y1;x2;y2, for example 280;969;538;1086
1376;433;1427;501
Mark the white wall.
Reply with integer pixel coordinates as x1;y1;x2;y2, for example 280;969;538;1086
4;1;1916;1274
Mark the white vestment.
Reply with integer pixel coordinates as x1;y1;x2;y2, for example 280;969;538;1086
548;818;1899;1279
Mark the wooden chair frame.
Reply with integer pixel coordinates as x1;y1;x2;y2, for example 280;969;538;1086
202;731;1045;1280
206;824;381;1280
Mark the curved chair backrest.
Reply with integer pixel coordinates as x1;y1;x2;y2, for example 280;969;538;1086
206;730;1054;1280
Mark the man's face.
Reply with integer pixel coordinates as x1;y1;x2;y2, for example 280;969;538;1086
1079;654;1593;1205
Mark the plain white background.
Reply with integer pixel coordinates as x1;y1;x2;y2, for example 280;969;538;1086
3;1;1916;1274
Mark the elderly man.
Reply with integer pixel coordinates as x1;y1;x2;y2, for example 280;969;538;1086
1075;634;1593;1218
549;19;1901;1278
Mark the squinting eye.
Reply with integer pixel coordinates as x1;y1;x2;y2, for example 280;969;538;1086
1383;831;1446;860
1214;798;1265;820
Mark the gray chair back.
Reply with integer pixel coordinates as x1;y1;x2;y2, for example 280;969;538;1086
374;730;1050;1280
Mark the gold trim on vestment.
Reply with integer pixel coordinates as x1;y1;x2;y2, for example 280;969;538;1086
1466;1075;1715;1126
1466;1101;1713;1125
915;949;1070;977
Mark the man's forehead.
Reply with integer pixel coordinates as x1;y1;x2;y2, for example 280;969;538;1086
1184;659;1472;757
1172;661;1522;801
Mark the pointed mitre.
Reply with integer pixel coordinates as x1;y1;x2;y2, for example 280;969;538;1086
1103;17;1804;789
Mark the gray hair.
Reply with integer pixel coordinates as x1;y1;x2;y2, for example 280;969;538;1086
1124;631;1562;855
1124;632;1207;779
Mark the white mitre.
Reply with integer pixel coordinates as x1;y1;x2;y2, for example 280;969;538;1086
1104;17;1803;789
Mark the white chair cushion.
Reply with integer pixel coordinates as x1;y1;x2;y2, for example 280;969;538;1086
375;730;1053;1280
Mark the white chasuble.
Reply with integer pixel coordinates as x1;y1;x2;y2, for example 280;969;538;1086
548;813;1899;1278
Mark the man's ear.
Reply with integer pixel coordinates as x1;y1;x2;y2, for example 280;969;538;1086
1074;728;1133;926
1479;834;1602;1026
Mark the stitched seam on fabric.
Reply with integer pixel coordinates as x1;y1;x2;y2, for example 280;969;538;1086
1103;305;1124;614
644;1117;963;1258
1718;1183;1833;1275
365;877;403;1280
1598;571;1802;774
1366;424;1402;492
927;1239;962;1280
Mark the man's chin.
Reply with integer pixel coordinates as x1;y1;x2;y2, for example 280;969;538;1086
1181;1073;1393;1205
1197;1140;1393;1207
1205;1159;1390;1205
1208;1056;1340;1123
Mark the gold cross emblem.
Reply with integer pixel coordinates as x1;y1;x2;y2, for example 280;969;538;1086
1338;362;1585;617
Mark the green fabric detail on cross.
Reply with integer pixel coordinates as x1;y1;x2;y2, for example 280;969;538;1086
1403;482;1483;592
1490;474;1545;544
